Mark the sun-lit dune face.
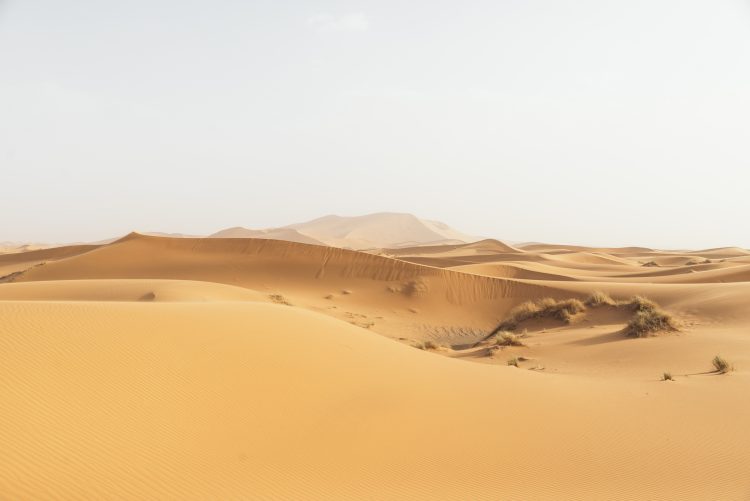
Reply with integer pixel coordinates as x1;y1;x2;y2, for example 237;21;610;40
1;298;749;500
2;233;750;500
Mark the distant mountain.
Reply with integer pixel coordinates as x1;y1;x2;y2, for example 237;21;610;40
5;213;481;254
209;227;326;246
284;212;481;249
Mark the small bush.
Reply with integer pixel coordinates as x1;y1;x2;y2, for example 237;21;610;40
626;295;659;313
269;294;292;306
507;357;519;367
585;291;616;307
642;261;660;267
498;298;586;331
662;372;674;381
424;340;440;350
624;308;678;337
495;331;525;347
712;355;733;374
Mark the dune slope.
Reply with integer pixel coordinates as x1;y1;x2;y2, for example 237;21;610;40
0;300;748;500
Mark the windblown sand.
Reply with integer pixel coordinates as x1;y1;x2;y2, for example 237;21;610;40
1;234;749;499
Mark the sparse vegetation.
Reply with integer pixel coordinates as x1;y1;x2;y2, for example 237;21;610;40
662;372;674;381
269;294;292;306
507;357;519;367
585;290;616;307
642;261;660;267
424;340;439;350
686;258;712;266
623;307;678;337
495;331;525;347
712;355;733;374
627;295;659;313
498;298;586;331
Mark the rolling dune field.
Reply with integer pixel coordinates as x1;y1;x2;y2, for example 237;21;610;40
1;233;749;499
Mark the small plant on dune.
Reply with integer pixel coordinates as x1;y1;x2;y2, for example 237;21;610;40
498;298;586;331
624;308;678;337
495;331;525;347
626;295;659;313
662;372;674;381
269;294;292;306
585;291;616;307
712;355;733;374
642;261;660;267
507;357;519;367
424;340;440;350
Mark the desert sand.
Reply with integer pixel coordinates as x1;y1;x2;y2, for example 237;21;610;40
1;227;749;499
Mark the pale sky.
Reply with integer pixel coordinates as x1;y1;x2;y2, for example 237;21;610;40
1;0;749;248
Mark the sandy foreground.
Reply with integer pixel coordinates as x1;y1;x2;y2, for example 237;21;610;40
1;234;749;499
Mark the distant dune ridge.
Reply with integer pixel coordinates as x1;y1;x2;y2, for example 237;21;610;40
211;212;483;250
209;227;327;246
1;215;750;499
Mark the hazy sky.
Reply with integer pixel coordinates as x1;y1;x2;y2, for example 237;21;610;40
1;1;749;248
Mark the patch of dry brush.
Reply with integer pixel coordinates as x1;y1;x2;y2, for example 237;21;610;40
622;296;678;337
494;331;526;347
584;290;616;307
498;298;586;331
712;355;733;374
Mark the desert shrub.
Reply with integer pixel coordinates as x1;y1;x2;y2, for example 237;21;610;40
624;308;678;337
424;340;439;350
642;261;660;267
712;355;732;374
585;291;616;307
507;357;519;367
495;331;525;347
498;298;586;330
662;372;674;381
626;295;659;313
269;294;292;306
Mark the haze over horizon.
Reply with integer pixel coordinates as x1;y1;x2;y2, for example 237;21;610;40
2;0;749;248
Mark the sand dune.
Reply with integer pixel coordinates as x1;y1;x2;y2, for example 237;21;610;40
0;279;269;302
0;244;99;281
10;233;568;343
1;299;748;500
210;226;327;245
386;238;521;256
2;232;750;499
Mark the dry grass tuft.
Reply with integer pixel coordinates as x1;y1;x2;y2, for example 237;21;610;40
624;308;678;337
642;261;660;267
662;372;674;381
712;355;733;374
269;294;292;306
507;357;519;367
424;340;440;350
585;291;616;307
686;258;712;266
498;298;586;331
626;295;659;313
494;331;525;347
